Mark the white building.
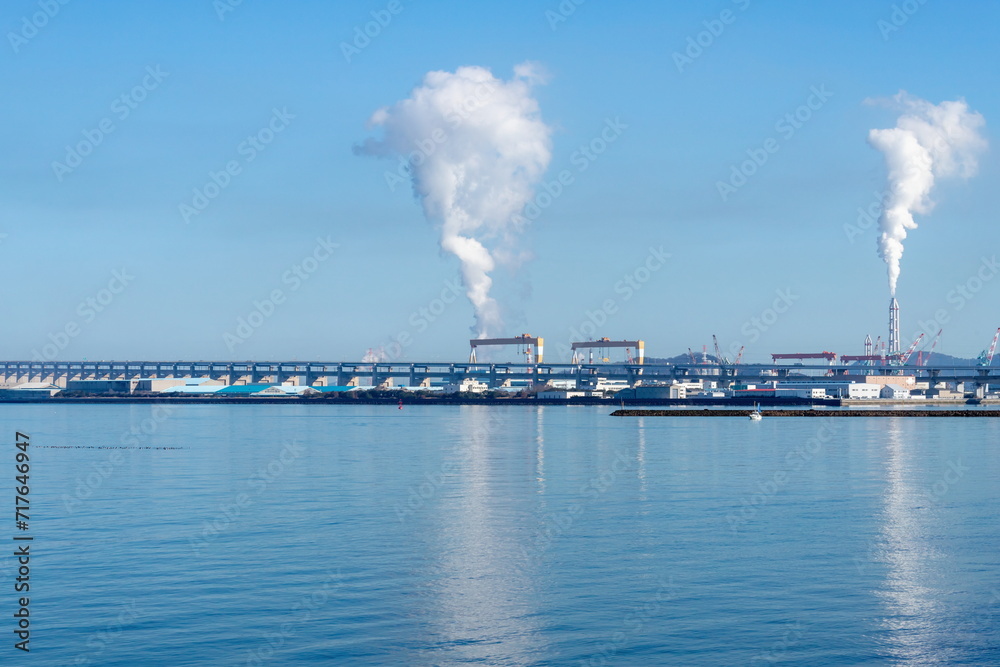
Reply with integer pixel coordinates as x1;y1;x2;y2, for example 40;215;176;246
775;387;828;399
537;390;589;399
443;378;489;394
846;383;881;399
880;384;911;399
772;380;879;399
594;378;630;393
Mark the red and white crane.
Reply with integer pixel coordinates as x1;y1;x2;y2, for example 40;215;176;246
919;329;943;367
898;333;925;366
977;327;1000;366
712;335;728;364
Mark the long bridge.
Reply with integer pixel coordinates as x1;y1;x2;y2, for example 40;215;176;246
2;360;999;389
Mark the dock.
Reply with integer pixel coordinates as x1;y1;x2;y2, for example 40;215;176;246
611;409;1000;417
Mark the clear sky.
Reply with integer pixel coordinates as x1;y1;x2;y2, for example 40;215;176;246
2;0;998;363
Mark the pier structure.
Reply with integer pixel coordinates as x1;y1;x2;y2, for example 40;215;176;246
1;360;998;392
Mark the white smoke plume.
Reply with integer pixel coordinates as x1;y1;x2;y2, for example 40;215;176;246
868;92;987;294
357;63;553;338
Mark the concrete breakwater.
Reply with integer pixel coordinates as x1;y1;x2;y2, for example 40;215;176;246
611;409;1000;417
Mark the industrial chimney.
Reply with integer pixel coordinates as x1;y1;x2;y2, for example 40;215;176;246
888;298;900;355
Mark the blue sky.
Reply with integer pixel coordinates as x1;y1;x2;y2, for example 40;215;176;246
2;0;998;363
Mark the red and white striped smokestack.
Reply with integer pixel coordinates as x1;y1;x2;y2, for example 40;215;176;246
889;298;900;355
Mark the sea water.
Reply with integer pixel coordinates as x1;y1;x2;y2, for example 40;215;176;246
1;404;998;665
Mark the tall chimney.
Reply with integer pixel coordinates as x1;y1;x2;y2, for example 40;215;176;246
888;298;900;355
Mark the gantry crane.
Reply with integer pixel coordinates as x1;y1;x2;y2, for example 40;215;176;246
570;338;645;364
469;334;543;364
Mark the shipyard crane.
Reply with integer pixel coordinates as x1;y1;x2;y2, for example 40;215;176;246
734;346;745;365
919;329;943;367
898;333;925;366
771;352;838;363
712;335;730;365
856;336;884;367
570;338;645;365
977;327;1000;366
687;348;697;364
470;334;543;364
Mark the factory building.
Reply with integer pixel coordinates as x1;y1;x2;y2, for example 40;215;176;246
0;382;61;399
880;384;912;399
65;379;138;394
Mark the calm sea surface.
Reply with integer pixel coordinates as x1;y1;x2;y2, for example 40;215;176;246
2;404;999;665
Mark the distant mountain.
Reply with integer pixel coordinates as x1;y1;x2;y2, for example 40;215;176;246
645;355;719;366
643;352;992;367
904;352;988;367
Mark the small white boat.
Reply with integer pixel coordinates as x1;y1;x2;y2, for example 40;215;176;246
749;404;762;421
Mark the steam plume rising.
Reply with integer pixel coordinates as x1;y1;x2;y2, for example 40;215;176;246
357;64;552;337
868;92;986;295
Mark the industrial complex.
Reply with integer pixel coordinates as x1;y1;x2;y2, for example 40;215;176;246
3;302;1000;402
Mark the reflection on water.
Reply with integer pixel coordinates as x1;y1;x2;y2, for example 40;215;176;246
878;421;950;664
427;406;543;665
637;417;647;498
536;407;545;494
15;404;998;665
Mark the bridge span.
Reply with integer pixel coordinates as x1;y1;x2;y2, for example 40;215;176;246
2;361;999;389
